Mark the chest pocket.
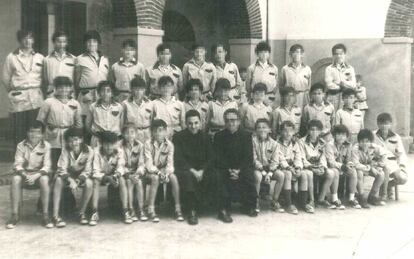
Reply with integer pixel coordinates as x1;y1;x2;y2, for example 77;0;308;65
111;110;120;117
8;90;29;105
69;104;78;110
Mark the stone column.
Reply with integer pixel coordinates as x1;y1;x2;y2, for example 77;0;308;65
229;38;263;69
137;27;164;67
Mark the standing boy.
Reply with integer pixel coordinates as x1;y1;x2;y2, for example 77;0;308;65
273;87;302;138
184;79;209;131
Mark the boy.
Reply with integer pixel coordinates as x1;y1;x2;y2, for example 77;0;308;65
43;30;76;97
184;79;209;130
299;119;329;213
352;129;387;206
119;123;147;222
302;83;335;140
324;43;356;111
246;41;278;107
335;88;364;143
373;113;408;200
182;43;216;101
252;119;285;214
86;81;123;147
325;125;361;209
354;75;368;119
152;76;186;138
277;121;306;214
212;43;242;102
2;30;44;147
53;127;94;226
206;78;238;137
273;87;302;138
122;77;153;143
6;122;52;229
279;44;312;109
146;43;183;100
90;131;128;226
238;67;248;104
74;30;109;118
110;39;145;102
37;76;82;169
240;83;272;133
144;119;183;222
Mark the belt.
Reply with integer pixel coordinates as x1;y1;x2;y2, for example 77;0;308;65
137;125;150;130
295;89;309;93
117;89;131;93
354;99;367;103
326;89;341;95
387;157;397;161
11;86;41;91
48;124;70;130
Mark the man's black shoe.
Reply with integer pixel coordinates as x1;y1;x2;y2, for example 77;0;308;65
248;208;258;217
188;210;199;225
218;210;233;223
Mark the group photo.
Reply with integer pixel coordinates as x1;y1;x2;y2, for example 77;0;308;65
0;0;413;258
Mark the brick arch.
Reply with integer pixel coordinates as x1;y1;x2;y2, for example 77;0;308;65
384;0;414;37
133;0;262;38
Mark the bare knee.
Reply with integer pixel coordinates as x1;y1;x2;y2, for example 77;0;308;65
39;175;49;186
12;175;22;186
254;171;263;184
274;170;285;182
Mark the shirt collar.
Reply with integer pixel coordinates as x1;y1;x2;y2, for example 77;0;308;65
190;58;206;67
305;135;324;146
255;60;273;67
23;139;45;149
96;98;117;108
333;62;349;69
375;129;396;139
288;62;305;69
14;48;35;56
119;57;137;66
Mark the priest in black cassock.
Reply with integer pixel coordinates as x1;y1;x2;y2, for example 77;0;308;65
213;108;257;223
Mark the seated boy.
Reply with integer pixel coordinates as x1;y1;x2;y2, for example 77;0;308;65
6;121;53;229
240;83;272;133
119;123;147;223
273;86;302;138
252;118;285;214
335;88;364;143
144;119;183;222
373;113;408;200
90;131;128;226
351;129;387;206
184;79;209;131
53;127;94;227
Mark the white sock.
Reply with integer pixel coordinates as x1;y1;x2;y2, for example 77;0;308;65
349;193;355;200
332;193;338;202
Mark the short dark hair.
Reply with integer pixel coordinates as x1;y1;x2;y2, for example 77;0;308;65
64;127;84;142
156;43;171;55
331;125;350;137
29;120;44;132
17;30;34;42
255;41;271;53
52;30;68;42
98;131;119;144
310;83;325;93
122;122;137;133
54;76;73;88
357;129;374;142
211;43;228;53
130;76;146;89
308;119;323;130
223;108;240;119
255;118;270;129
83;30;101;44
279;86;296;97
289;44;304;54
252;83;267;93
192;42;206;51
97;80;115;94
158;76;174;88
186;79;203;93
122;39;137;49
151;119;167;131
377;113;393;124
332;43;347;54
342;88;356;99
280;120;295;131
185;110;201;121
215;78;231;91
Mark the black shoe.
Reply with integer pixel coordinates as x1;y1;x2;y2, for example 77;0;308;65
218;210;233;223
248;208;258;217
187;210;198;225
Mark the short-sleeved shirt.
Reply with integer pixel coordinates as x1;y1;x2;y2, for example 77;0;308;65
207;99;238;130
88;100;123;135
146;62;183;96
324;62;356;93
92;147;125;179
119;139;145;175
2;49;44;112
279;63;311;92
56;145;94;179
144;139;174;175
373;130;407;168
184;100;209;130
335;107;364;135
110;58;145;92
299;136;328;169
215;62;241;89
324;141;353;169
303;102;335;135
246;61;278;94
252;135;284;172
272;105;302;135
351;143;387;171
152;98;185;133
122;97;153;142
182;59;216;95
240;102;272;132
13;140;52;174
355;86;368;110
43;51;76;93
76;52;109;89
36;97;82;148
276;139;303;169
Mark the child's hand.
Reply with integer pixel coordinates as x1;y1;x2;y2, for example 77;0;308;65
25;174;36;185
371;167;379;177
264;174;271;184
68;178;78;192
130;174;140;185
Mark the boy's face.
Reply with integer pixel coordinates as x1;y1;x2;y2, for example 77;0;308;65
342;95;355;107
131;87;146;99
333;49;346;64
158;49;171;64
216;88;230;101
308;126;321;140
188;85;201;100
252;90;266;103
215;46;226;63
224;112;240;133
290;49;304;63
20;35;34;49
68;136;83;151
53;36;68;52
193;47;206;61
257;51;270;62
356;79;362;87
240;71;247;81
122;46;136;60
124;127;137;142
256;122;270;139
99;86;113;102
152;127;167;142
311;89;324;104
378;121;392;133
102;142;117;155
358;138;371;150
186;116;201;134
55;85;72;98
281;126;295;141
86;39;99;52
159;82;174;97
27;128;43;145
334;133;347;145
282;92;296;106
